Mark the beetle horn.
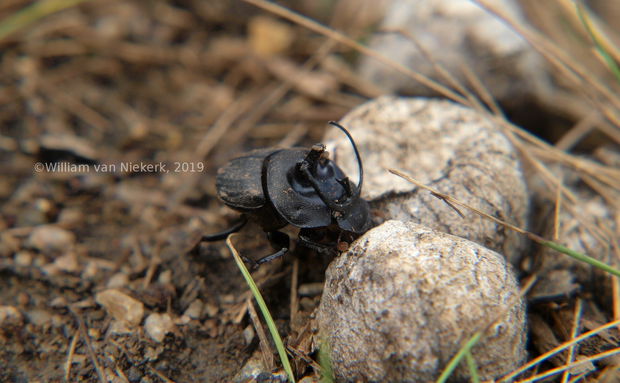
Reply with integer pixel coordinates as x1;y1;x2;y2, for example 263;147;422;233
327;121;363;198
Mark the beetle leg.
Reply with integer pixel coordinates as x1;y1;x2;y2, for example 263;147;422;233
252;231;289;266
255;247;288;266
201;216;248;242
298;228;336;255
336;177;354;198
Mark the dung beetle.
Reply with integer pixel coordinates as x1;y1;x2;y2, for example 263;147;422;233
202;121;371;267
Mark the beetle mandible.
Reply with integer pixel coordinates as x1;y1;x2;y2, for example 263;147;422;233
202;121;371;267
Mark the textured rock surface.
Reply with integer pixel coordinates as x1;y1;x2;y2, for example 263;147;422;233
317;220;526;382
358;0;546;104
325;96;529;264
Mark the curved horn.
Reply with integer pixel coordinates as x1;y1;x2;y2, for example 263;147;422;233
328;121;364;198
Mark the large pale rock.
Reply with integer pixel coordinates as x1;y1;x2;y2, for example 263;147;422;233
317;220;527;382
325;96;529;264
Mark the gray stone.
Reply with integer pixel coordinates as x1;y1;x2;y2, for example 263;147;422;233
358;0;547;104
317;220;527;382
326;96;529;264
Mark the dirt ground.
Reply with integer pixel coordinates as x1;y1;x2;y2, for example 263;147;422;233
0;1;619;382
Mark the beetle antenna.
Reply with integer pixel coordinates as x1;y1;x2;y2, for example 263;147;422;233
328;121;363;197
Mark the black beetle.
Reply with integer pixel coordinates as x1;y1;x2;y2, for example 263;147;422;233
202;121;371;267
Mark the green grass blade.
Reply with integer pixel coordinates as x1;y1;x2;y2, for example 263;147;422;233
436;332;482;383
318;339;335;383
541;240;620;278
465;350;480;383
226;236;296;383
0;0;93;42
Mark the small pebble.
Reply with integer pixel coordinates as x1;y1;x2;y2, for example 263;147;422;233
158;270;172;284
107;272;130;288
242;325;255;345
144;313;175;343
53;252;79;273
232;349;266;383
26;225;75;254
14;251;34;266
0;306;24;327
95;289;144;326
203;302;218;318
184;299;204;320
531;190;617;304
108;320;133;335
298;283;324;297
49;296;68;308
27;309;53;327
127;366;142;382
0;232;20;257
81;261;99;279
57;207;84;227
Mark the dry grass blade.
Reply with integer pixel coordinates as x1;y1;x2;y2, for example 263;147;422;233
388;169;528;236
70;308;106;383
498;318;620;382
561;299;583;383
474;0;620;127
290;257;300;328
514;347;620;383
241;0;467;105
388;168;620;278
63;329;79;381
247;298;276;371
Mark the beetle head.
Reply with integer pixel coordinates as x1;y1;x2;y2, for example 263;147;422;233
294;122;370;233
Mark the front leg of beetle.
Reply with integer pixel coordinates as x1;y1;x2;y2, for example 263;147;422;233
201;216;248;242
250;231;290;267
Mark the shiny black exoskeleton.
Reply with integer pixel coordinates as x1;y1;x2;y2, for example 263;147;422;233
202;121;371;267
